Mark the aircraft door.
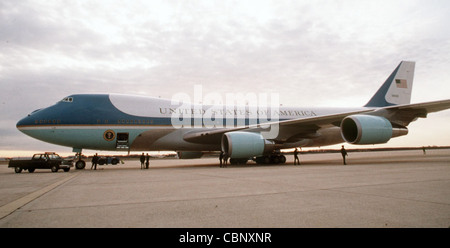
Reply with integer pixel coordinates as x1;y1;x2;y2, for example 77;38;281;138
116;132;129;149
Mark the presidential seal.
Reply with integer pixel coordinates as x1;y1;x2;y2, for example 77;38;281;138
103;130;115;141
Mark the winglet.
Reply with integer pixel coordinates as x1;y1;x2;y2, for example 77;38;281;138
365;61;415;107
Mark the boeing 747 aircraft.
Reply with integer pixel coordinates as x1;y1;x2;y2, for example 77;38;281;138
16;61;450;169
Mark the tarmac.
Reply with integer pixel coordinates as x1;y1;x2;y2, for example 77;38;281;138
1;149;450;228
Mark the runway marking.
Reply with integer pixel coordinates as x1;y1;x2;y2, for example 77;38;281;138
0;173;78;220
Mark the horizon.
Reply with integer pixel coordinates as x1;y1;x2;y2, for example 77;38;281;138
2;144;450;159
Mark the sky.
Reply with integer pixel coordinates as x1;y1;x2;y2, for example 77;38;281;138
1;0;450;157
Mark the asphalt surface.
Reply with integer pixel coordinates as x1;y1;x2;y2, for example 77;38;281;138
1;149;449;228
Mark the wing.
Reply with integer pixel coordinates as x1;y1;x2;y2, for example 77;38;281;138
183;109;373;144
375;99;450;127
183;99;450;145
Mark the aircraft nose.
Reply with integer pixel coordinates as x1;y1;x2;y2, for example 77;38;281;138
16;108;45;132
16;115;34;132
17;115;30;127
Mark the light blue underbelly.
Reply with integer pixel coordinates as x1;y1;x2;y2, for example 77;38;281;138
21;128;147;151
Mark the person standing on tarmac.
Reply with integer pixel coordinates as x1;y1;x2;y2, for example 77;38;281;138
341;145;348;165
91;153;99;170
294;148;300;165
219;151;224;168
140;153;145;169
145;153;150;169
223;153;229;167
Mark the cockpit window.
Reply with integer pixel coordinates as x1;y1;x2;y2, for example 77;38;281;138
61;97;74;103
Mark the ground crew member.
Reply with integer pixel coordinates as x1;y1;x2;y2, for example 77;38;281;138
341;145;348;165
223;153;229;167
219;151;224;168
140;153;145;169
91;153;99;170
294;148;300;165
145;153;150;169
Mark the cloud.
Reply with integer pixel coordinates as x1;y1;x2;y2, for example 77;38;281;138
1;0;450;154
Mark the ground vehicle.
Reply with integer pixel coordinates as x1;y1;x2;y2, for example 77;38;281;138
97;156;120;165
8;152;73;173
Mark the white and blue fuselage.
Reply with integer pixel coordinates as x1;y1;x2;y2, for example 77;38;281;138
17;93;357;153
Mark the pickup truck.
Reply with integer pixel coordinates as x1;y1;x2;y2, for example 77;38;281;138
8;152;73;173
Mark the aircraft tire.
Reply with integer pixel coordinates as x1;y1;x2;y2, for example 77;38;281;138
229;158;248;165
75;160;86;170
280;155;286;164
273;156;280;164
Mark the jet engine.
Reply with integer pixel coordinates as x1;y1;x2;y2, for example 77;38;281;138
221;131;275;158
340;115;407;144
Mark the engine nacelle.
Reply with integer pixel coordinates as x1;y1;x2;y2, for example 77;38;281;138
176;151;203;159
341;115;394;144
221;132;275;158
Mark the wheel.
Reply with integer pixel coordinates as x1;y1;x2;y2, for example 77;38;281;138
255;157;265;164
63;168;70;172
273;156;280;164
28;168;35;173
279;155;286;164
14;167;22;173
51;165;58;173
75;160;86;170
237;158;248;165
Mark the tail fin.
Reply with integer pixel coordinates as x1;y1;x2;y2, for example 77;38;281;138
365;61;415;107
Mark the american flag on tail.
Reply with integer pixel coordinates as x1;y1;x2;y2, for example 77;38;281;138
395;79;407;88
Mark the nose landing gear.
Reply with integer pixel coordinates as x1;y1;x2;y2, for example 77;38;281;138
73;149;86;170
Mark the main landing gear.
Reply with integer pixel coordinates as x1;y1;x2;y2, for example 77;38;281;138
227;153;287;166
254;154;287;165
